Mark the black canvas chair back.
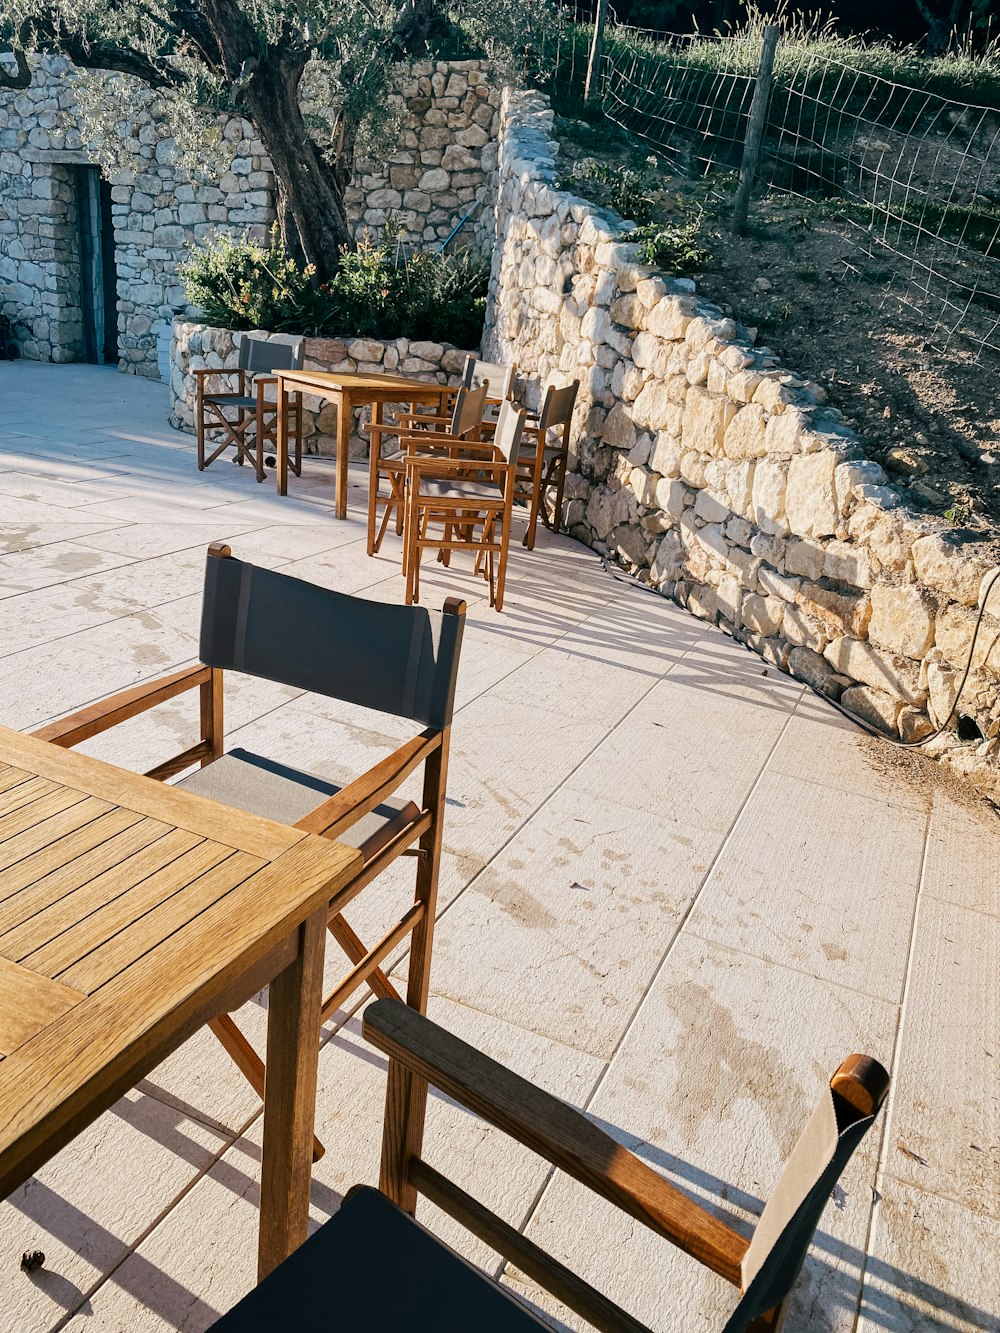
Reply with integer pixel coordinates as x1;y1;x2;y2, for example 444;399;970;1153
200;551;464;729
462;355;516;402
449;380;490;438
537;380;579;431
238;335;305;375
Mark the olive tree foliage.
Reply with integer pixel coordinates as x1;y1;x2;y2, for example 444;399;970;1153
0;0;552;281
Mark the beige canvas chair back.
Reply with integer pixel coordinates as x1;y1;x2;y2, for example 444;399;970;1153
448;381;490;438
537;381;579;431
490;399;527;465
461;355;516;402
724;1055;890;1330
238;336;305;374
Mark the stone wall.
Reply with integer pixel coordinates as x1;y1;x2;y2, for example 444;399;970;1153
170;319;472;458
484;88;1000;799
344;59;500;255
0;58;499;376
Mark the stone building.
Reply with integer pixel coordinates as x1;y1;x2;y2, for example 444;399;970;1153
0;57;499;378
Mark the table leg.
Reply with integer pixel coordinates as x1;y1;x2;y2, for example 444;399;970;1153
276;382;289;496
257;904;326;1281
336;391;350;520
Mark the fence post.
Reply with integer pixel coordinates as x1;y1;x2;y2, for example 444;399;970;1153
731;23;780;235
584;0;608;104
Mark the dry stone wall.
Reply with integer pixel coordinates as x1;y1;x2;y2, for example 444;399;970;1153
0;58;498;376
170;319;472;458
485;88;1000;800
344;60;500;255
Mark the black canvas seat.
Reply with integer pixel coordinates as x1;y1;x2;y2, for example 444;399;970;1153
210;1185;546;1332
176;748;416;853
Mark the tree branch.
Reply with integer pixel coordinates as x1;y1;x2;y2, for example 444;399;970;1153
0;46;31;89
21;12;189;88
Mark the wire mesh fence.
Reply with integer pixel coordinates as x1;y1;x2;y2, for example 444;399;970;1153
533;10;1000;361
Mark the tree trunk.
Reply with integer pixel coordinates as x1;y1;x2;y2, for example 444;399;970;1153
244;55;352;284
916;0;966;54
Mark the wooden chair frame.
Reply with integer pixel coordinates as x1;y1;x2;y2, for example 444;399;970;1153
195;367;303;483
364;383;489;558
390;357;518;436
364;1001;890;1333
514;382;580;551
33;545;467;1161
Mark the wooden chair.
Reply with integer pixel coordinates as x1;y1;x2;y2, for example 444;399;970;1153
208;998;890;1333
515;380;580;551
365;381;490;557
392;356;518;435
403;399;526;612
33;545;466;1159
195;336;304;483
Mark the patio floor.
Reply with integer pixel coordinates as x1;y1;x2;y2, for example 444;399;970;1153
0;361;997;1333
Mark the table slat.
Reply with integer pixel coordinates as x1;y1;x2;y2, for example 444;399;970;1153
0;770;45;804
0;796;113;874
0;728;303;860
0;827;204;968
27;840;237;981
0;808;150;912
0;958;84;1057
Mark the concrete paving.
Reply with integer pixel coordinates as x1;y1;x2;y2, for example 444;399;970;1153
0;361;996;1333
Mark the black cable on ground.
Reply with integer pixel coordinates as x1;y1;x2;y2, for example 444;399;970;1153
599;554;1000;752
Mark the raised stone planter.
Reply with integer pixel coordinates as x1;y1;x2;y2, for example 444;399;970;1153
484;87;1000;801
170;319;473;458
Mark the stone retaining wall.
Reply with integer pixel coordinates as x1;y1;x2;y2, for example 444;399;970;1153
0;58;499;376
169;319;471;458
484;88;1000;799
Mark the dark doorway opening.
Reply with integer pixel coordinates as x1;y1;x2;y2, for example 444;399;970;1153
75;166;118;365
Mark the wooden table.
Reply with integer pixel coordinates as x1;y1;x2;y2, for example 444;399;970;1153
274;370;453;519
0;726;361;1281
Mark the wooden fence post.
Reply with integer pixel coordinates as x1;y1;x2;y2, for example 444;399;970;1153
730;24;780;235
584;0;608;105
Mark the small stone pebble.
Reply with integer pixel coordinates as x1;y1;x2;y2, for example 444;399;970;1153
20;1251;45;1273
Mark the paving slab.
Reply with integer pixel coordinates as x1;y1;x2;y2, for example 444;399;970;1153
1;364;999;1333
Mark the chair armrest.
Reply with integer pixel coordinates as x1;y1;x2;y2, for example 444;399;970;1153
33;664;212;748
296;729;441;840
363;999;749;1285
191;367;239;379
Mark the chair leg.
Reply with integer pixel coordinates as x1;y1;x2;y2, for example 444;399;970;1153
495;503;513;612
522;436;546;551
208;1014;325;1161
196;392;206;470
548;451;568;534
746;1306;785;1331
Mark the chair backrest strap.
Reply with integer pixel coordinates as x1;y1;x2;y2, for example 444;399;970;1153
724;1055;889;1331
538;380;580;432
200;551;466;728
491;400;527;464
464;358;516;401
239;336;305;374
453;380;489;438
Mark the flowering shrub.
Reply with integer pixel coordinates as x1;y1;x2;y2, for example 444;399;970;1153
180;228;488;347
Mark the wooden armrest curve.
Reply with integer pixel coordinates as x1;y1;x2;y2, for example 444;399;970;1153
362;1000;748;1284
33;664;212;747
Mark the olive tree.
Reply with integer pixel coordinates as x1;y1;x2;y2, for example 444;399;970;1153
0;0;497;281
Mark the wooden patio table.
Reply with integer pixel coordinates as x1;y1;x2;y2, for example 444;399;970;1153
274;369;453;519
0;725;361;1282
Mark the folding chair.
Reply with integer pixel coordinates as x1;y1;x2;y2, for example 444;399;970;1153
365;381;490;557
33;545;466;1158
515;380;580;551
194;336;304;483
392;356;518;434
209;998;890;1333
403;399;526;611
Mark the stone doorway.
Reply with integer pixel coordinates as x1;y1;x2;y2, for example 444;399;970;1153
74;165;118;365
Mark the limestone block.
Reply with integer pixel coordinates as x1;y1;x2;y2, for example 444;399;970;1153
581;307;610;344
644;295;695;341
798;582;870;638
934;603;1000;675
823;539;874;589
824;636;926;706
743;593;785;637
725;459;755;518
611;523;650;568
912;533;990;607
609;293;642;327
723;403;768;460
717;573;743;624
834;459;887;512
784;450;839;538
631;332;673;378
694;489;729;524
679;450;709;489
869;584;936;658
788;646;848;700
650;529;686;584
419;167;449;191
784;538;826;581
926;658;960;728
347;338;385;363
758;565;800;603
781;603;829;653
655;476;689;519
632;380;679;432
841;684;902;735
751;460;789;537
681;387;736;455
629;467;658;508
764;407;807;456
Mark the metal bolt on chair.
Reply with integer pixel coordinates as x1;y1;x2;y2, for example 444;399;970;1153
194;336;305;482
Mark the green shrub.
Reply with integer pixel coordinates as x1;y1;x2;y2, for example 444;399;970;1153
556;155;663;224
623;196;715;275
180;227;488;347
